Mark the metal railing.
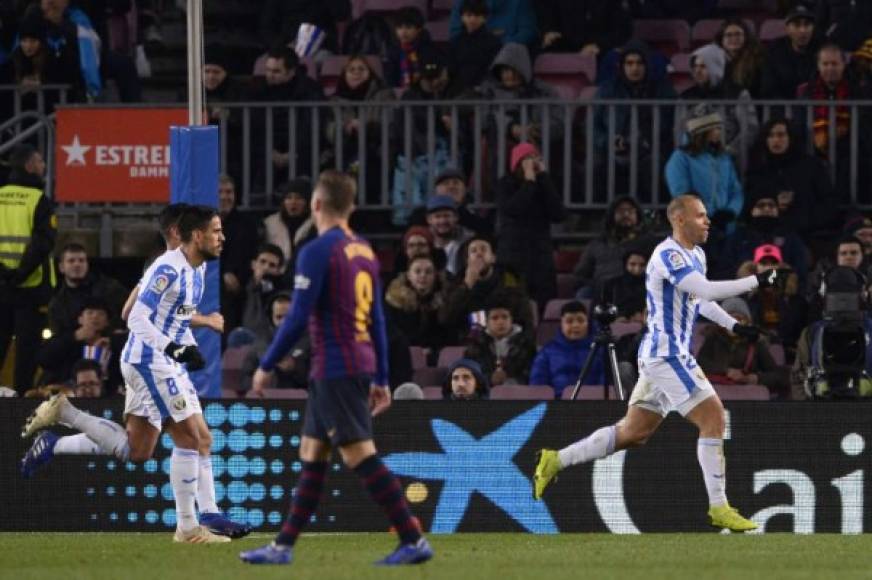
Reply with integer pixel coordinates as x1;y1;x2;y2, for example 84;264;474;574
0;111;56;197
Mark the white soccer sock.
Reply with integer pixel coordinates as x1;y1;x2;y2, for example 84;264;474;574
557;425;616;468
171;447;200;531
196;454;219;514
53;433;108;455
61;403;130;461
697;438;728;507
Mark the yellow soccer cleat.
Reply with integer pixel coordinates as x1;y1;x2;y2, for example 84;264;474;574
173;525;232;544
533;449;561;500
708;504;758;532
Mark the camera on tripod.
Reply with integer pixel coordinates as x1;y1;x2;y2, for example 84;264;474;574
804;266;872;400
593;303;619;328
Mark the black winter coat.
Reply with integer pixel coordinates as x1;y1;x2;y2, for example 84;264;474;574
761;37;819;99
535;0;632;53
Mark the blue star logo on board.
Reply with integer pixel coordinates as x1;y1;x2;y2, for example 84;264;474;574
383;404;557;533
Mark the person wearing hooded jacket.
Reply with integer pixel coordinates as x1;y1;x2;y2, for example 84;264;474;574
263;178;317;272
495;142;565;307
676;43;759;158
442;358;490;400
573;195;657;300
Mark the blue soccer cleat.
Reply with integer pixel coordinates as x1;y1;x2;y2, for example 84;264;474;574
21;431;59;478
376;537;434;566
239;542;293;565
200;512;253;539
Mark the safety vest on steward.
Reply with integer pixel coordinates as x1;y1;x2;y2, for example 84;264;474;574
0;184;55;288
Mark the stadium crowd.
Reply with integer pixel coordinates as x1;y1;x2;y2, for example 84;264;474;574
2;0;872;401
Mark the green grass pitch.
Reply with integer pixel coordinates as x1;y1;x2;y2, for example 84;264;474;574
2;533;871;580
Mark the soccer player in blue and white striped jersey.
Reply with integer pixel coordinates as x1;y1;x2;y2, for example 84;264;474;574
533;195;787;531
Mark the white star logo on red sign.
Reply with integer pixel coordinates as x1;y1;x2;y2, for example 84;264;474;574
62;135;91;166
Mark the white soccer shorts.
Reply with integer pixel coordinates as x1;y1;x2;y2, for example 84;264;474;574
629;354;715;417
121;361;201;430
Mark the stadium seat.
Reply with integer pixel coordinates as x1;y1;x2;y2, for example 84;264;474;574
530;299;539;329
409;346;429;370
536;321;560;347
713;384;770;400
426;20;450;45
758;19;786;42
556;273;576;299
430;0;453;19
413;366;447;388
422;386;443;399
533;53;596;98
489;385;554;400
768;343;786;367
437;345;465;368
375;246;395;274
632;19;690;56
320;55;385;94
560;385;619;400
553;249;581;273
221;345;253;392
543;299;571;321
578;86;598;100
221;388;239;399
246;388;309;399
690;19;755;48
610;321;642;338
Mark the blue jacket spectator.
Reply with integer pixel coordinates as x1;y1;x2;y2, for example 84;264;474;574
530;301;604;397
665;104;743;232
449;0;537;48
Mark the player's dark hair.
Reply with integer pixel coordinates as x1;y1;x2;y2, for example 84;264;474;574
61;242;88;257
72;358;102;379
561;301;588;317
461;0;488;16
158;203;191;240
256;243;285;267
178;205;218;242
316;170;357;216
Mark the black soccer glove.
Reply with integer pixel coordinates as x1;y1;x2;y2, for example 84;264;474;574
731;323;760;342
755;268;788;290
165;342;206;371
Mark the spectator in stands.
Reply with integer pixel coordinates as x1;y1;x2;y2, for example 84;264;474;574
665;105;743;237
324;55;395;203
263;178;316;270
408;167;493;235
798;43;865;189
715;18;765;98
573;195;654;300
676;43;758;156
536;0;631;57
425;194;474;276
601;249;647;323
815;0;872;51
251;45;325;179
442;358;489;400
808;235;870;306
241;292;310;391
746;117;839;235
49;242;128;336
71;358;105;398
495;142;565;306
448;0;538;48
20;1;85;100
718;192;810;289
448;0;501;93
384;6;434;89
6;16;67;111
391;225;448;276
258;0;351;59
463;295;536;386
696;297;790;398
240;244;288;340
845;216;872;266
530;300;604;397
741;245;808;355
391;51;459;225
440;235;534;342
218;174;261;334
384;253;452;352
478;43;564;152
761;5;819;99
202;45;245;178
37;297;122;388
593;40;676;196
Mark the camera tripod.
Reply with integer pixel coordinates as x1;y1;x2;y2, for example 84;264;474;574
569;316;626;401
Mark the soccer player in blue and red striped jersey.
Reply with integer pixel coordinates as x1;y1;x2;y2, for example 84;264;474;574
240;170;433;566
